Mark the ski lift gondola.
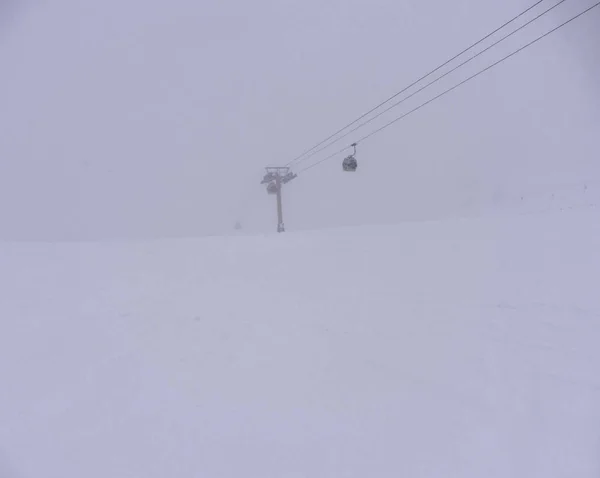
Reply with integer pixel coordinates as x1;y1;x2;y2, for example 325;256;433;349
266;181;278;195
342;143;358;172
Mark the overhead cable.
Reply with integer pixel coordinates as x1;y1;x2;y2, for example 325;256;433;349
285;0;548;166
296;1;600;175
292;0;569;166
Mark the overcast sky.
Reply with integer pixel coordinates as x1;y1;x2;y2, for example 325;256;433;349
0;0;598;240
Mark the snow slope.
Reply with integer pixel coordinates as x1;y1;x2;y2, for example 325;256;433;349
1;210;599;478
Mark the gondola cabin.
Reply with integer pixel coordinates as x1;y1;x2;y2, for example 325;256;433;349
266;181;278;195
342;143;358;172
342;155;358;172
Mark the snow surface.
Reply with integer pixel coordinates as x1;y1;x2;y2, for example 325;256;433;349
1;209;599;477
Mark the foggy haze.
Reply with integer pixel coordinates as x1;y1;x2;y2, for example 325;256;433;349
0;0;598;240
1;3;600;476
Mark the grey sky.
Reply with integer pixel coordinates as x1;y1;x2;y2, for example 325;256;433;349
0;0;598;240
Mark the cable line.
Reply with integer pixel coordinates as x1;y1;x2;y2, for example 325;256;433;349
296;1;600;175
285;0;548;166
290;0;569;166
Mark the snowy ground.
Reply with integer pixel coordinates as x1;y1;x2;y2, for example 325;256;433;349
1;209;599;477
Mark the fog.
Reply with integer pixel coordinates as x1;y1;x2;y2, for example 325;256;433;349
0;0;598;240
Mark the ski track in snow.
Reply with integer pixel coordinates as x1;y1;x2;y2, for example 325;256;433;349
0;210;599;477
